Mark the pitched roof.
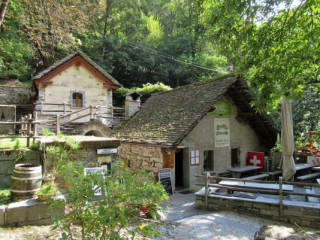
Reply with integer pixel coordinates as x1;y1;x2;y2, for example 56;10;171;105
32;51;121;89
116;75;277;148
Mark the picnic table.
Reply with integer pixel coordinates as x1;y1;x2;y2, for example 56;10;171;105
228;165;262;178
219;179;293;191
295;163;314;178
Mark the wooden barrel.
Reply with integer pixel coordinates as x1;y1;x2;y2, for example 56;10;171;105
10;164;42;199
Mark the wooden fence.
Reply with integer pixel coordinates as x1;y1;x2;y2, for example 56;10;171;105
197;174;320;215
0;102;125;146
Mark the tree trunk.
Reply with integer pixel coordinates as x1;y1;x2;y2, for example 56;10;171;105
103;0;112;38
0;0;10;28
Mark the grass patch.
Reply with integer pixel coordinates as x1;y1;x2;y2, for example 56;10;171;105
0;186;11;205
0;138;28;149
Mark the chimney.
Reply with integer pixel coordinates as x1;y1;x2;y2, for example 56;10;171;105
125;92;142;119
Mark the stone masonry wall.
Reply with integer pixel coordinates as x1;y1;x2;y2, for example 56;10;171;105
0;87;31;104
118;143;163;172
196;195;320;229
0;150;41;187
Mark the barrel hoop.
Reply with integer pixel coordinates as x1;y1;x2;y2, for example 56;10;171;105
14;165;42;171
11;176;42;181
13;169;42;174
10;188;40;193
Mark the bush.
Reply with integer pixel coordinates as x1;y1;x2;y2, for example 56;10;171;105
53;161;169;240
114;82;172;106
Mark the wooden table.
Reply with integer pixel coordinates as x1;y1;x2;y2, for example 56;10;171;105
228;165;262;178
219;180;293;191
295;163;314;178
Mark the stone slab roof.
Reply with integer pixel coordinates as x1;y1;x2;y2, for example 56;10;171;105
32;51;121;87
116;75;277;148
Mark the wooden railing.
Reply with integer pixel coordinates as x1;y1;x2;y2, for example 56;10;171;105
0;113;55;146
197;174;320;215
0;103;125;139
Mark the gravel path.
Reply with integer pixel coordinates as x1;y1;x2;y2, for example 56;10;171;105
155;191;274;240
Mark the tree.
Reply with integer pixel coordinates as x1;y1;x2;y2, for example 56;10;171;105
203;0;320;110
18;0;102;67
0;0;10;28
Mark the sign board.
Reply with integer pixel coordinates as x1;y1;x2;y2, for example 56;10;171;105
97;148;118;155
84;167;105;196
214;118;230;148
307;156;320;165
158;168;173;194
209;101;232;115
247;152;264;171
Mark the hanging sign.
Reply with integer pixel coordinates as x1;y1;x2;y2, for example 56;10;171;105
209;101;232;115
214;118;230;148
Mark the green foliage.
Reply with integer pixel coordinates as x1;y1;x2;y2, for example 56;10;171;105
0;186;11;205
204;0;320;110
0;39;32;80
114;82;171;106
53;161;168;240
36;181;58;197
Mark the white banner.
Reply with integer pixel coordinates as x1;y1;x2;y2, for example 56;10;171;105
214;118;230;148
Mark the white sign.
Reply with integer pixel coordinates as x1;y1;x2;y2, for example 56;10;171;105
97;148;118;155
214;118;230;148
307;156;320;165
84;167;105;196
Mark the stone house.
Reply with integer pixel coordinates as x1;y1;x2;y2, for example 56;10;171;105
116;75;277;190
32;51;122;135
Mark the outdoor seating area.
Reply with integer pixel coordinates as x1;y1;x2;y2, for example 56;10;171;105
195;173;320;229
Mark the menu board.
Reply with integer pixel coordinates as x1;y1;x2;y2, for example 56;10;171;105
158;168;173;194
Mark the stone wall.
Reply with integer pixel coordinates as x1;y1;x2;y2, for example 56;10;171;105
0;196;65;226
0;86;31;104
118;143;163;172
196;194;320;229
0;150;41;187
0;105;16;134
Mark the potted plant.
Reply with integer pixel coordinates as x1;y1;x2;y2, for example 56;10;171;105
36;182;58;201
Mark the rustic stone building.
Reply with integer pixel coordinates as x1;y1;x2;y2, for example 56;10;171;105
32;51;122;135
116;75;277;191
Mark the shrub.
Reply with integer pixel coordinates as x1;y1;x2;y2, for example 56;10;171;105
53;161;168;240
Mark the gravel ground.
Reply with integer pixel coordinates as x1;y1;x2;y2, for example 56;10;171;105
0;191;319;240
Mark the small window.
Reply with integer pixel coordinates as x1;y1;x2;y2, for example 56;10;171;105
72;92;83;108
190;150;200;165
203;150;214;171
231;148;240;167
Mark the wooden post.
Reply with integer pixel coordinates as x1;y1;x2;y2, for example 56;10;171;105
205;172;209;208
26;114;32;147
90;105;93;120
56;115;60;135
63;102;66;115
40;101;43;115
279;177;283;216
33;112;38;143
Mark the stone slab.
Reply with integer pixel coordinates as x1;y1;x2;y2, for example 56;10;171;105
0;206;5;225
5;195;65;226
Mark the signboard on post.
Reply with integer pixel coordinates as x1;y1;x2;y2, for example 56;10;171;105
84;167;105;196
214;118;230;148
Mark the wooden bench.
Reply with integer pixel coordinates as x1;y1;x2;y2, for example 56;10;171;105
297;172;320;181
241;173;269;180
305;187;319;203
